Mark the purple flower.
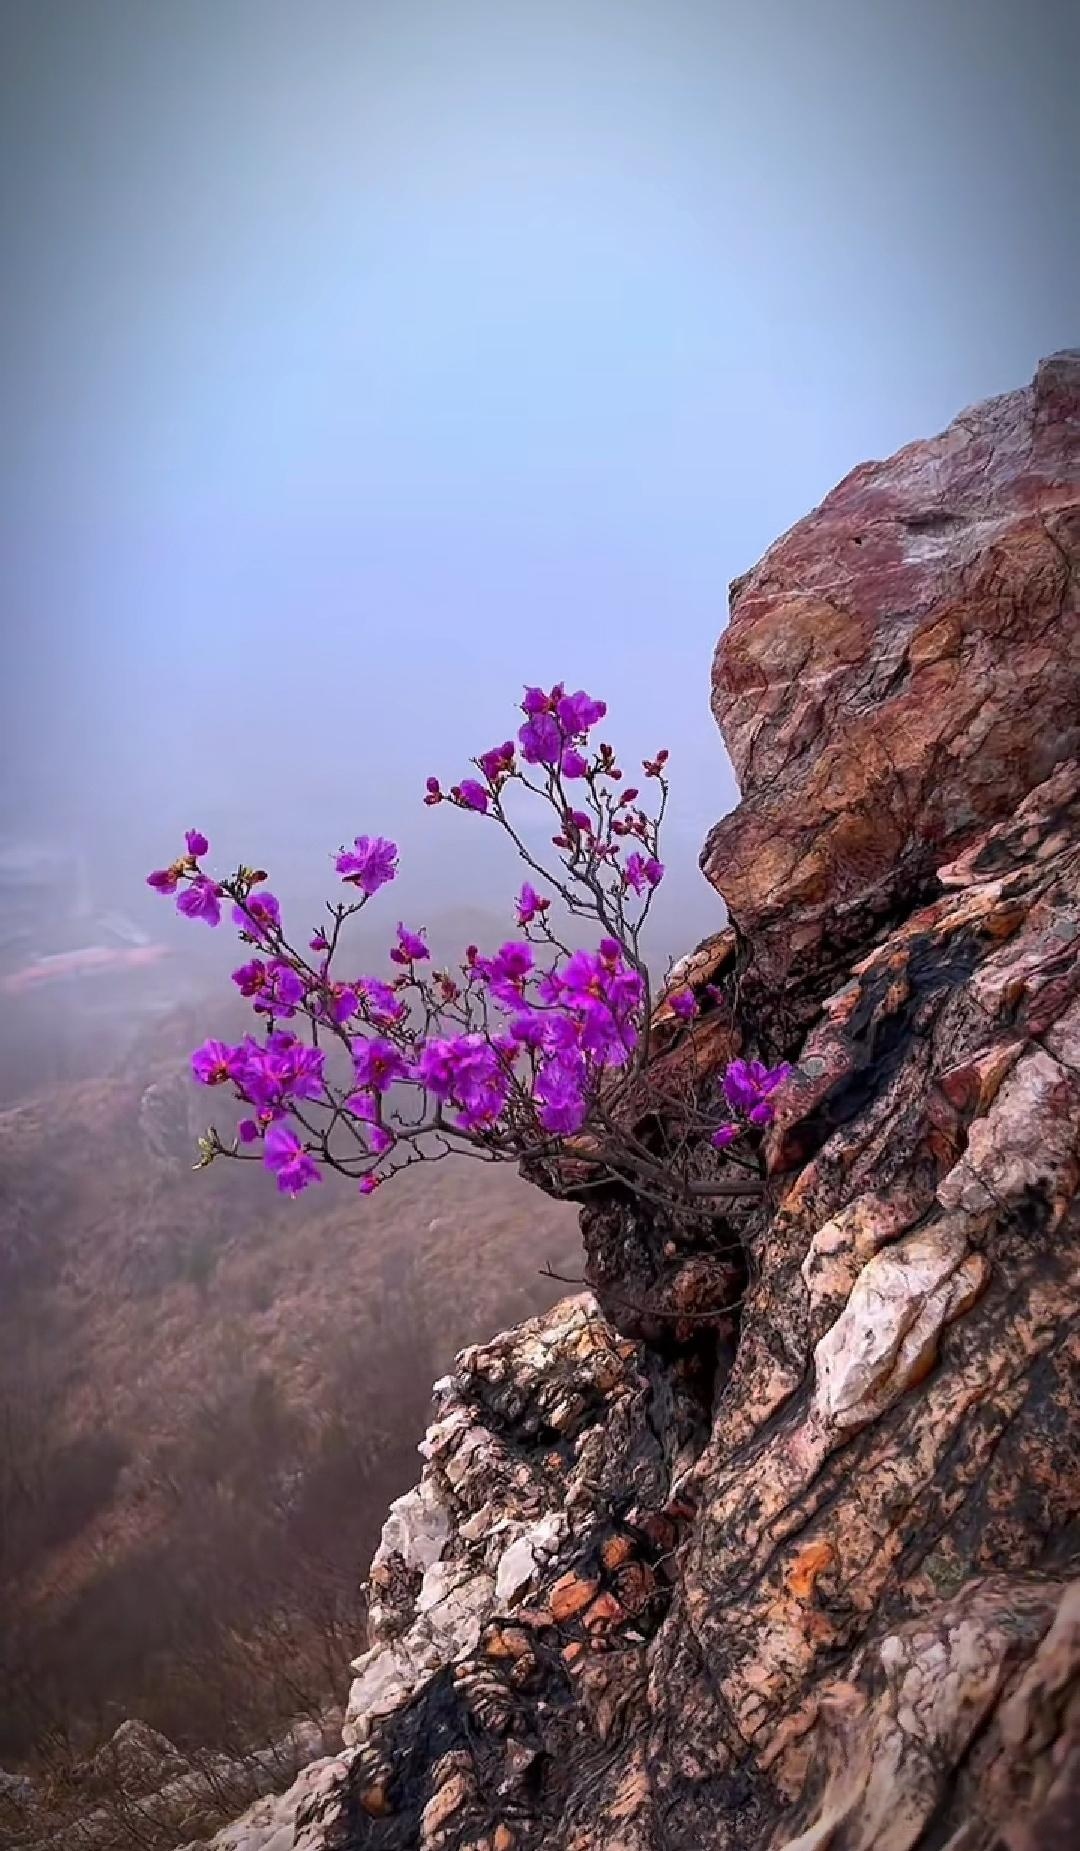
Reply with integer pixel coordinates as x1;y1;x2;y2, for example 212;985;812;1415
358;977;407;1027
535;1094;586;1136
581;1004;637;1067
506;1009;548;1049
534;1053;587;1135
518;712;562;764
185;829;209;857
177;877;222;927
326;984;360;1025
669;989;697;1021
497;940;533;979
424;776;443;806
553;948;642;1068
147;866;180;894
536;966;564;1005
559;954;606;1011
457;779;490;813
474;940;533;1003
412;1034;509;1124
264;959;306;1015
336;835;399;894
411;1038;454;1098
390;923;430;965
722;1058;793;1118
263;1123;321;1197
560;748;588;779
357;1175;380;1196
192;1039;239;1085
478;740;515;781
540;1009;581;1056
722;1060;762;1111
238;1118;261;1144
237;1033;326;1108
516;882;548;925
711;1124;739;1148
231;891;282;940
624;853;664;895
232;958;268;998
521;685;552;715
281;1041;325;1101
352;1036;408;1093
558;949;606;1005
557;690;606;736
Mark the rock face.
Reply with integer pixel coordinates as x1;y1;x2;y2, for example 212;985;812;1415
190;355;1080;1850
703;350;1080;1011
174;1298;705;1850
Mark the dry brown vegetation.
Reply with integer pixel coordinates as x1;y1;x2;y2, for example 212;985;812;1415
0;1009;578;1787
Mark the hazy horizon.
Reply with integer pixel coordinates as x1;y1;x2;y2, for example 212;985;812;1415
2;0;1077;984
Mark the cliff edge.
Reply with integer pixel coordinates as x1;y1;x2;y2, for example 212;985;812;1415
203;353;1080;1851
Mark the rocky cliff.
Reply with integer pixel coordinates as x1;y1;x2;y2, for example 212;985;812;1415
193;353;1080;1851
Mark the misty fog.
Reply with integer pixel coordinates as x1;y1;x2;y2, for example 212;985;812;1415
3;0;1077;1087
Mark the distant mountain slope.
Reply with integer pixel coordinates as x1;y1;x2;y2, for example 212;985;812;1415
0;1002;578;1766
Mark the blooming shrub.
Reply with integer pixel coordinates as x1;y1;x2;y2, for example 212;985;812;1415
149;684;790;1201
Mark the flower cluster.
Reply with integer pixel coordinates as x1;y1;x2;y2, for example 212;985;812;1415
423;685;669;911
191;1031;326;1109
710;1059;792;1147
149;685;790;1204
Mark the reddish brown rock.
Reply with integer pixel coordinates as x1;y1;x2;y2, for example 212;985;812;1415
549;1572;601;1623
600;1534;636;1571
703;350;1080;1004
582;1590;626;1632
